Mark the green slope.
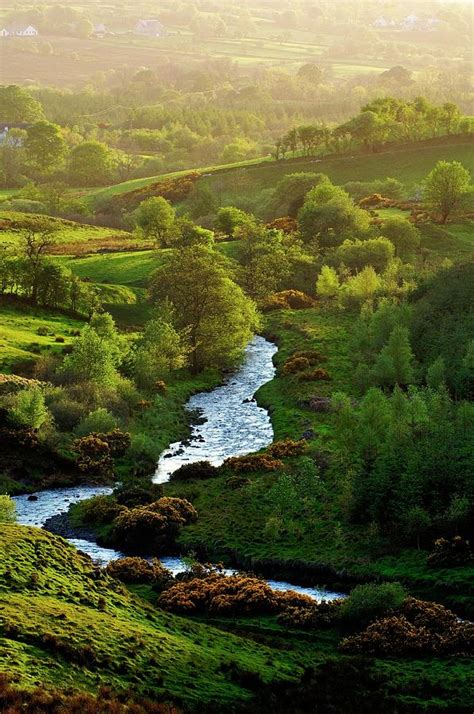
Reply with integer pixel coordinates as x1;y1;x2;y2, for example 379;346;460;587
0;524;300;707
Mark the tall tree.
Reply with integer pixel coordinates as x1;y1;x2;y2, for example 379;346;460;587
133;196;176;246
423;160;471;223
25;121;66;174
149;246;259;372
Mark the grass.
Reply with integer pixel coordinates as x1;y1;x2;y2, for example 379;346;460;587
1;524;472;710
0;211;145;255
85;138;474;208
0;303;84;372
0;524;300;706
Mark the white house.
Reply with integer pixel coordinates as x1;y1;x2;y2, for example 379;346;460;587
134;19;165;37
0;24;39;37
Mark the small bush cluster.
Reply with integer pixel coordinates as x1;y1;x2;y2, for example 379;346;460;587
267;439;307;458
72;434;113;478
105;557;172;589
281;356;311;375
265;216;298;234
170;460;219;482
114;481;164;508
262;290;315;312
339;598;474;656
225;454;283;472
112;497;197;553
79;495;125;525
427;536;473;568
277;598;343;629
341;582;407;627
158;572;314;616
225;475;251;490
297;368;331;382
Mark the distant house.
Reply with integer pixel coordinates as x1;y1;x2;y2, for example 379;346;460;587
92;23;107;38
0;24;39;37
134;19;165;37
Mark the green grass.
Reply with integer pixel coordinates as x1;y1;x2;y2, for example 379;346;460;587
0;524;301;706
419;222;474;260
57;251;158;287
86;139;474;208
0;303;84;371
2;525;472;711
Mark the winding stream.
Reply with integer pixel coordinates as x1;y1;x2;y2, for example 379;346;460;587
13;336;343;602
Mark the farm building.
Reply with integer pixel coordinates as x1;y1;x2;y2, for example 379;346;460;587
0;24;39;37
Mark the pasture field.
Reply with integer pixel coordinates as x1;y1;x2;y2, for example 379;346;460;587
0;303;84;372
0;211;142;255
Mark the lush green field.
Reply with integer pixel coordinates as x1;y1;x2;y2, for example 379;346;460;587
0;211;143;255
0;303;84;372
2;522;472;711
0;524;300;707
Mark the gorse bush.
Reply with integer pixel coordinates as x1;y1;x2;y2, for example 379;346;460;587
225;454;283;472
105;557;172;589
112;497;197;553
297;368;331;382
267;440;307;458
340;598;474;657
158;573;314;616
262;290;315;312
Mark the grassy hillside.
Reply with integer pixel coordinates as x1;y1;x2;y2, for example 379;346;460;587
0;211;144;255
0;303;84;372
86;139;474;207
0;524;303;707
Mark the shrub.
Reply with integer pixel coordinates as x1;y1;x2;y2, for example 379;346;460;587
112;497;197;553
79;495;124;525
267;439;307;458
170;460;219;482
277;599;343;629
158;573;314;616
36;326;50;336
262;290;315;311
95;429;131;457
114;481;163;508
75;408;117;438
341;582;406;626
154;380;167;394
105;557;172;589
226;475;251;490
72;435;113;478
54;336;65;343
225;454;283;473
298;368;331;382
0;495;16;523
265;216;298;234
292;350;327;363
47;395;88;432
427;536;473;568
281;356;311;375
307;396;332;412
339;598;474;657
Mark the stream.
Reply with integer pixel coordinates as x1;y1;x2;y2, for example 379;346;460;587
13;336;343;603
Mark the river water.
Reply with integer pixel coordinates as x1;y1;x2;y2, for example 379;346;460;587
155;336;278;482
13;336;343;602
